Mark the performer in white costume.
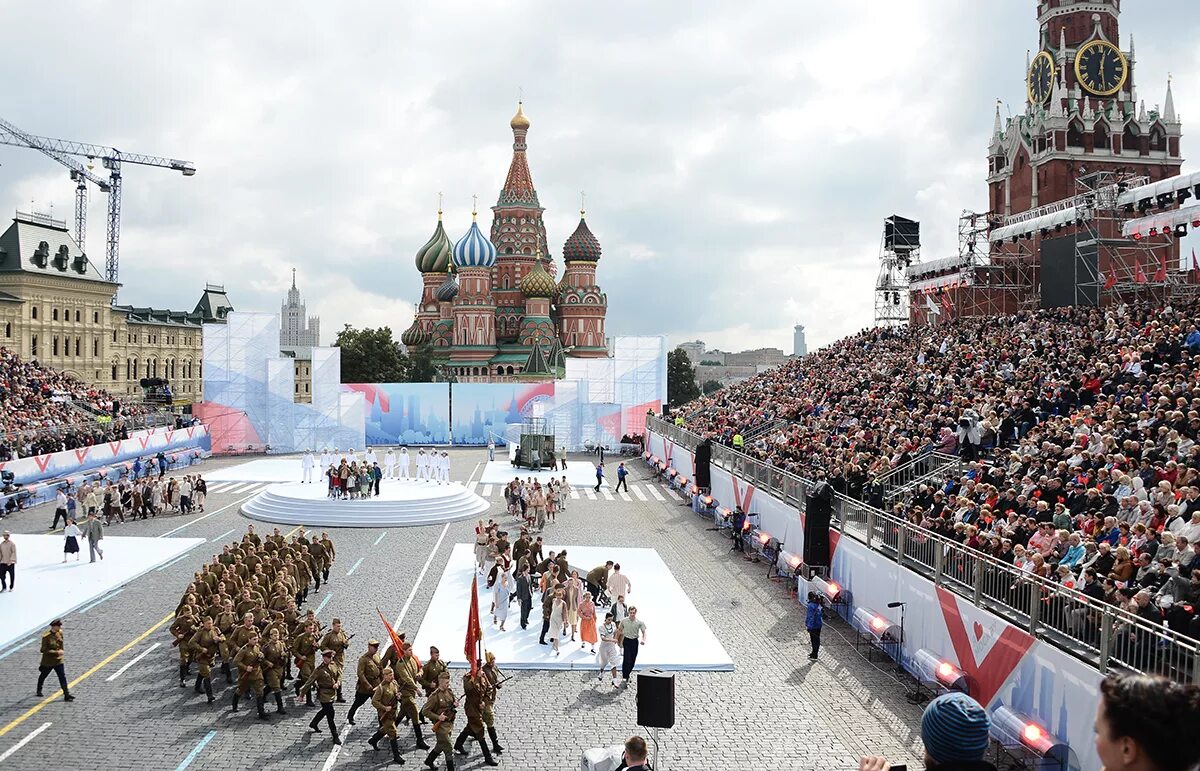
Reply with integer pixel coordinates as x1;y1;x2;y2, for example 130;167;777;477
365;446;378;466
440;451;451;483
416;449;428;481
383;448;396;479
398;447;410;479
302;449;315;483
320;448;331;470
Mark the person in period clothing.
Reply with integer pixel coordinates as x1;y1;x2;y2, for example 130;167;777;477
231;631;270;719
579;592;598;653
36;619;74;701
421;672;458;770
319;617;350;702
347;639;383;725
480;652;504;756
367;666;405;764
453;669;499;766
392;641;431;751
0;531;15;591
292;621;320;705
171;606;198;687
81;511;104;563
399;447;410;479
62;518;81;562
262;626;290;714
303;649;343;745
492;571;512;631
618;607;647;684
420;646;448;697
596;612;620;686
187;616;225;704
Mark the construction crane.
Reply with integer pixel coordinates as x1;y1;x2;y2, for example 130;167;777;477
0;116;195;292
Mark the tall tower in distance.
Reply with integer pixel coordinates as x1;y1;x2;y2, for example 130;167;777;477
280;268;320;347
792;324;807;357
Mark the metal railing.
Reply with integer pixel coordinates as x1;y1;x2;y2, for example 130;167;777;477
879;451;962;506
648;415;1200;682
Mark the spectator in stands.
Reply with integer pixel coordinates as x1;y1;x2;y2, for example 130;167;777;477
1094;673;1200;771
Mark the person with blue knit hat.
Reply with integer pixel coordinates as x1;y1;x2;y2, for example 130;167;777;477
859;691;996;771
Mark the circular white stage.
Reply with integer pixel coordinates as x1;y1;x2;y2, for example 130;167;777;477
240;480;490;528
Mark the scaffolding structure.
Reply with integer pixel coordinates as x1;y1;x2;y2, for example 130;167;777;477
875;216;920;328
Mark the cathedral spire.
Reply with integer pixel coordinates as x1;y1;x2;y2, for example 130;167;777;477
992;100;1003;138
1164;76;1177;123
497;102;540;209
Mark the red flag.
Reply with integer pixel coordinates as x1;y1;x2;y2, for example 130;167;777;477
1134;261;1147;284
1103;269;1116;290
377;607;406;656
1153;255;1167;283
465;579;483;676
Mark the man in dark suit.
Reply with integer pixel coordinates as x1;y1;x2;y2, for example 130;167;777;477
514;567;533;630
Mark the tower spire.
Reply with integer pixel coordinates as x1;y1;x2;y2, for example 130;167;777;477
992;100;1003;138
1164;75;1177;123
291;267;296;290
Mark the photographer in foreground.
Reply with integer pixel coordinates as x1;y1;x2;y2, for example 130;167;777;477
859;691;995;771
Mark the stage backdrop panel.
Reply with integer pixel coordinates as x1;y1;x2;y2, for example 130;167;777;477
341;383;451;445
451;382;555;445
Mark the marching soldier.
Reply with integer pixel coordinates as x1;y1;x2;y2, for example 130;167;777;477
262;627;289;715
394;643;431;750
303;649;342;745
421;672;458;771
35;619;73;701
480;652;505;755
420;646;447;697
320;532;337;580
453;668;499;766
348;638;383;725
170;605;198;687
368;667;406;764
318;617;351;702
187;616;224;704
292;621;320;705
231;631;270;719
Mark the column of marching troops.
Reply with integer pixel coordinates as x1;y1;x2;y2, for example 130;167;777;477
169;524;503;769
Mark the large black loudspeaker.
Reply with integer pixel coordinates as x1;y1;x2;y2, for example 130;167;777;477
884;214;920;253
803;480;834;567
694;439;712;489
636;670;676;729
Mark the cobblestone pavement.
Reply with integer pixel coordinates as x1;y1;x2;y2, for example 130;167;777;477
0;450;926;770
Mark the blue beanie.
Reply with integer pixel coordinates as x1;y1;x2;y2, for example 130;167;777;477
921;692;991;764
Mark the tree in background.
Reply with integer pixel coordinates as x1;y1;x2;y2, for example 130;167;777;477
335;324;411;383
408;345;439;383
668;348;701;406
702;379;722;395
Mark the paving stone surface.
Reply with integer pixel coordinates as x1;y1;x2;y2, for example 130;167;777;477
0;450;926;770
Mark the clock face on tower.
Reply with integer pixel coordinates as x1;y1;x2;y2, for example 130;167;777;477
1027;51;1055;105
1074;39;1128;97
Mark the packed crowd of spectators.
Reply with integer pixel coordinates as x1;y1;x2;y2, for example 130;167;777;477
682;301;1200;645
0;347;155;460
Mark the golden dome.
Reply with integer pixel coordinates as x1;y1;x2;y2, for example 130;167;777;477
510;101;530;130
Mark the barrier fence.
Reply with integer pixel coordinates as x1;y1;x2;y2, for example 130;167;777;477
648;415;1200;683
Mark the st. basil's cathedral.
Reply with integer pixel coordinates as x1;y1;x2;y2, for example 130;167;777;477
401;103;608;382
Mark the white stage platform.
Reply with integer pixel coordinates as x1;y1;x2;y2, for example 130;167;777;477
413;544;733;671
478;460;609;488
241;480;490;528
0;534;204;651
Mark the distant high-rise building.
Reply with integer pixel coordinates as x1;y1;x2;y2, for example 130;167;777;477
280;268;320;348
793;324;807;358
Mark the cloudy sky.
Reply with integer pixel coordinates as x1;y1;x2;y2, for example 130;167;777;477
2;1;1195;354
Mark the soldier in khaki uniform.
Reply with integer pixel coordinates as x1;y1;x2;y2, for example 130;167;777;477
318;617;351;702
292;621;320;706
231;631;270;719
262;627;289;715
35;619;73;701
214;601;238;682
480;652;505;755
320;532;337;580
303;649;342;745
419;646;447;697
187;617;224;704
394;643;431;751
347;639;383;725
367;667;405;764
421;672;458;771
452;668;499;766
170;606;198;687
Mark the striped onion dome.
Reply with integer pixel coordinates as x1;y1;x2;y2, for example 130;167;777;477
562;213;601;261
520;260;556;299
415;214;453;273
435;273;459;302
400;319;429;347
452;215;497;269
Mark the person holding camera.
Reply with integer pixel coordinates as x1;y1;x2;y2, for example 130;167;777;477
805;592;823;660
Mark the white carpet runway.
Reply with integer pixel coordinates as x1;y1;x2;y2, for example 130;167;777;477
413;544;733;672
0;534;205;651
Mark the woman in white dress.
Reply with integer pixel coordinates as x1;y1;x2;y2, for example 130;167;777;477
549;588;566;656
63;518;82;562
492;572;511;631
596;612;620;684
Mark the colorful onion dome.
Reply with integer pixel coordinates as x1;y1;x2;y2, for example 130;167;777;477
435;273;459;302
562;212;601;261
400;320;429;347
510;102;530;130
520;260;556;299
415;212;453;273
452;213;497;269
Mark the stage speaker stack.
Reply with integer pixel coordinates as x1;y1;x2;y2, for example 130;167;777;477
694;439;712;489
803;480;834;568
636;670;676;729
